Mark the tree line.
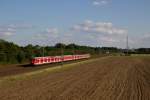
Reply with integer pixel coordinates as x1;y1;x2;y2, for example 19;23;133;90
0;39;150;64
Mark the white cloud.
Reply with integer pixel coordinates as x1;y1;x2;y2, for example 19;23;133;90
33;28;75;45
141;34;150;39
0;27;16;39
46;28;58;34
93;0;109;6
45;28;59;38
72;20;127;35
71;20;128;48
120;33;150;48
8;24;34;29
34;27;59;40
0;24;33;39
134;33;150;48
100;36;118;42
0;32;14;38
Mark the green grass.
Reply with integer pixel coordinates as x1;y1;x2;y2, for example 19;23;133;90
131;54;150;56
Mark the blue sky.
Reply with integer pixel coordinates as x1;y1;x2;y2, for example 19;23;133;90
0;0;150;48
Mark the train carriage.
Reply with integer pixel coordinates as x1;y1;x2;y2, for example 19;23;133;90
31;54;90;65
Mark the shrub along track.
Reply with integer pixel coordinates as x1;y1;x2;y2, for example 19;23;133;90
0;56;150;100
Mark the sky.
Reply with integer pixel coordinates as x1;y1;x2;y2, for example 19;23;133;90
0;0;150;48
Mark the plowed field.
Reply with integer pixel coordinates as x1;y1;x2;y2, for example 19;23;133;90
0;56;150;100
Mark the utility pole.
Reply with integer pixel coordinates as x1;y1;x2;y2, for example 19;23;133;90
126;34;129;55
61;43;64;66
99;47;101;55
72;44;75;55
42;47;45;57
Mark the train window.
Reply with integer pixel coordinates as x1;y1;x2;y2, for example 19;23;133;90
44;58;47;62
36;59;39;63
48;58;51;62
58;57;61;61
55;57;58;62
40;59;43;63
51;58;54;62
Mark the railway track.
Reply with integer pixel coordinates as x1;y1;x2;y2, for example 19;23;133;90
0;59;89;77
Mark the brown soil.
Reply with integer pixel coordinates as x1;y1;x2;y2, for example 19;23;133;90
0;56;150;100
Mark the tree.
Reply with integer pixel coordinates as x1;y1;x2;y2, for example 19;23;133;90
17;51;25;63
55;43;66;48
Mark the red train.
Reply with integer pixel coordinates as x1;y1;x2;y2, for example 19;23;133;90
31;54;90;65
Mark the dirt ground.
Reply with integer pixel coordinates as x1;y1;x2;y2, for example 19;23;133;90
0;56;150;100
